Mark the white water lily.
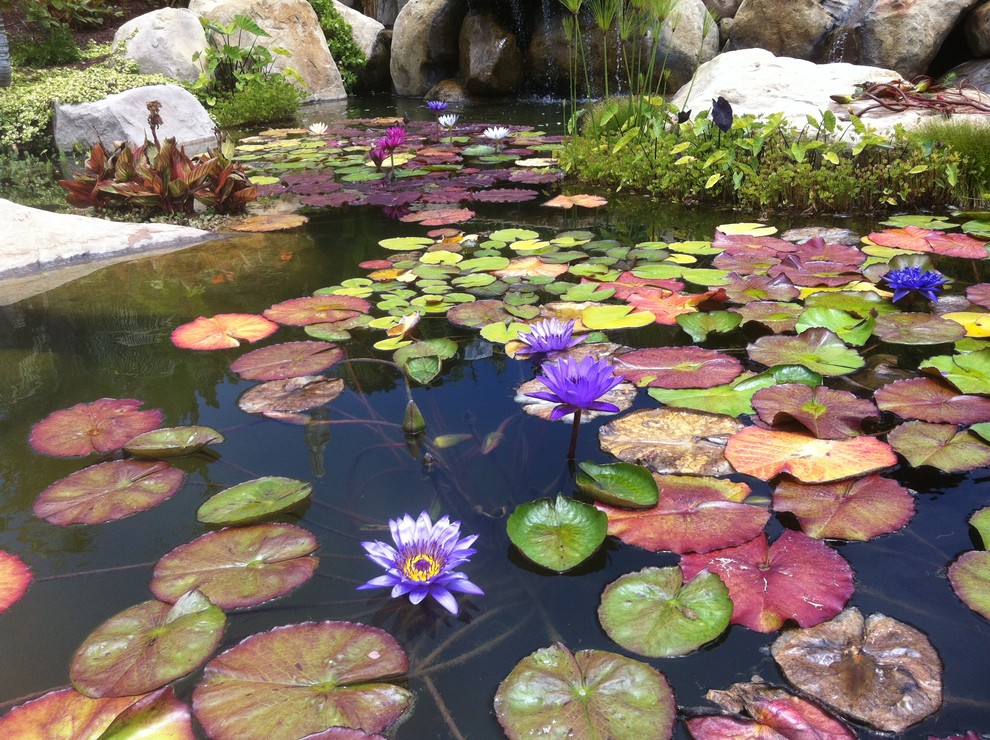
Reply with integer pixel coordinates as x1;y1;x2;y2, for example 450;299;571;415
438;114;459;129
308;121;329;136
483;126;511;141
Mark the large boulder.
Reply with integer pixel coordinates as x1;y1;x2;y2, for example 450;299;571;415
459;7;524;95
111;8;208;83
331;0;391;92
53;84;217;152
364;0;411;27
390;0;468;97
333;0;385;57
188;0;346;100
0;199;212;280
965;1;990;56
726;0;852;61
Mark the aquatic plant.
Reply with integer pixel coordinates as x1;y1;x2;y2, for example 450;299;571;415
483;125;511;153
882;266;949;303
515;318;585;356
357;511;483;615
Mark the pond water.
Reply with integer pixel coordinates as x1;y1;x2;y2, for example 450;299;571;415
1;100;989;738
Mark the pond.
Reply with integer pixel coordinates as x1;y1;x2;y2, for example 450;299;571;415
1;99;990;738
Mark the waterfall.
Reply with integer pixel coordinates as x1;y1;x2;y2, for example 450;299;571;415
822;0;874;64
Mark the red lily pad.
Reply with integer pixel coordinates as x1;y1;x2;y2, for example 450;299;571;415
0;551;32;612
238;376;346;415
712;231;797;253
230;341;345;381
713;249;781;274
771;607;942;732
171;313;278;350
613;347;743;389
887;421;990;472
948;550;990;621
726;426;896;483
966;283;990;309
681;531;855;632
124;425;225;458
264;296;370;326
747;328;864;376
494;643;674;738
722;273;801;304
0;688;143;738
868;225;988;258
873;312;967;344
34;460;186;526
772;475;916;540
192;621;411;739
597;272;684;299
70;590;226;698
96;687;195;739
151;523;318;609
399;207;475;225
596;474;768;554
751;384;879;439
29;398;164;457
731;300;803;333
875;377;990;424
624;288;723;325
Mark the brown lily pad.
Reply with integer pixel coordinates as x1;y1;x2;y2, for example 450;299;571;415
875;377;990;424
229;214;309;232
613;347;743;389
230;341;345;381
238;376;346;415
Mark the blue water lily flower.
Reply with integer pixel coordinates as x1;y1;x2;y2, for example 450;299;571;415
515;318;585;356
426;100;448;112
527;355;623;420
357;511;483;615
883;266;949;303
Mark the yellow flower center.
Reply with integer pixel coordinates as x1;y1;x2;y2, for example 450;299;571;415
402;552;441;582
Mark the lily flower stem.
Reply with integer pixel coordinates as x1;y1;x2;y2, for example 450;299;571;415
567;409;583;460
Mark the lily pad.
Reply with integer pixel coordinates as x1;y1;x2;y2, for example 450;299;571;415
0;688;143;738
732;300;803;333
597;475;767;554
151;523;319;609
747;328;864;376
614;347;743;389
751;384;879;439
676;310;742;342
96;687;195;739
887;421;990;472
873;312;967;345
493;643;675;739
123;425;225;458
772;475;915;540
230;214;308;232
575;461;659;508
238;376;346;415
875;377;990;424
70;590;225;698
30;398;164;457
598;567;732;657
0;550;32;613
771;607;942;733
599;408;743;476
197;476;313;525
192;621;411;739
34;460;186;526
920;349;990;393
393;338;458;385
230;341;344;381
948;550;990;621
171;313;279;350
795;307;874;346
506;495;607;572
264;296;370;326
681;531;855;632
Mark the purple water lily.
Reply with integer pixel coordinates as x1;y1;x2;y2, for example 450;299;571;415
883;266;949;303
357;511;483;615
380;126;406;151
527;355;623;420
368;145;388;171
426;100;448;112
515;318;585;356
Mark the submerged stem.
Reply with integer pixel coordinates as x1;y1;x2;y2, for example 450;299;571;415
567;408;582;459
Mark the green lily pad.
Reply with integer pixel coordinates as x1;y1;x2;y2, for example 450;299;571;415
676;310;742;342
378;236;434;252
393;338;458;385
506;495;607;572
151;523;319;609
490;228;539;243
598;567;732;657
581;304;655;330
747;328;864;376
70;590;225;698
193;621;410;739
796;308;874;347
920;349;990;393
123;425;224;458
480;321;531;344
887;421;990;473
575;461;659;508
494;643;675;739
197;476;313;525
949;551;990;621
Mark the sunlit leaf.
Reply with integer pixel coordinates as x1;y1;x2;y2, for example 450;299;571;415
492;256;568;279
575;461;658;508
581;304;656;329
875;377;990;424
264;296;370;326
717;222;778;236
887;421;990;472
399;207;474;225
0;689;142;738
747;328;864;376
867;225;987;258
230;214;309;232
124;425;225;458
70;590;225;698
920;349;990;393
494;643;675;739
393;338;458;385
751;384;879;439
942;311;990;338
0;551;32;613
614;347;743;389
30;398;164;457
198;476;313;525
97;687;195;739
506;495;607;572
676;310;741;342
949;550;990;621
598;567;732;657
171;314;278;350
542;193;608;209
795;307;874;346
192;622;411;739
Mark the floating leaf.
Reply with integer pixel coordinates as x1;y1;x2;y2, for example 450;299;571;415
725;426;896;483
795;307;874;346
867;225;987;258
747;328;864;376
771;607;942;732
97;687;195;739
492;256;568;279
949;550;990;621
393;338;458;385
34;460;186;526
943;310;990;338
676;310;741;342
29;397;163;459
264;296;370;326
575;461;658;508
581;304;655;330
193;621;411;739
171;314;278;350
516;376;636;422
0;551;32;613
0;689;142;738
198;476;313;525
599;408;743;476
887;421;990;472
614;347;743;389
152;523;318;609
399;207;475;225
124;425;225;458
598;567;732;657
645;368;817;418
717;222;778;236
681;531;854;632
920;349;990;393
542;193;608;208
873;312;967;345
598;475;767;554
494;643;675;739
230;214;308;232
230;341;344;381
732;300;803;333
506;495;607;572
238;376;345;415
377;236;434;252
772;475;915;540
875;377;990;424
751;384;879;438
970;506;990;547
446;299;514;328
70;590;225;698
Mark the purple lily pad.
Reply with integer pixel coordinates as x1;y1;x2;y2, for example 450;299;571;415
613;346;743;389
751;384;879;439
230;341;345;381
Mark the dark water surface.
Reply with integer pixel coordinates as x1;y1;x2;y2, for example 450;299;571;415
1;105;989;738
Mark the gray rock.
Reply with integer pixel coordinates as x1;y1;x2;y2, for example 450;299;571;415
188;0;346;101
965;1;990;57
54;84;217;152
332;0;385;58
112;8;208;83
459;8;524;95
391;0;468;97
943;58;990;93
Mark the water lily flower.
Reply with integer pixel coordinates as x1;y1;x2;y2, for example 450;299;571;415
527;355;623;420
380;126;406;151
426;100;448;112
515;318;584;356
307;121;328;136
438;113;459;129
369;145;388;170
483;125;512;152
357;511;483;615
883;266;949;303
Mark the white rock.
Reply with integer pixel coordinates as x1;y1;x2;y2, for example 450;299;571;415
112;8;208;83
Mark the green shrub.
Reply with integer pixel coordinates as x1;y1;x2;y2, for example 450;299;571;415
210;76;302;128
11;24;81;67
307;0;366;91
0;150;70;210
25;0;120;30
913;118;990;205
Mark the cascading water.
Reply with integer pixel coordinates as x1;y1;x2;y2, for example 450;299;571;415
822;0;876;64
